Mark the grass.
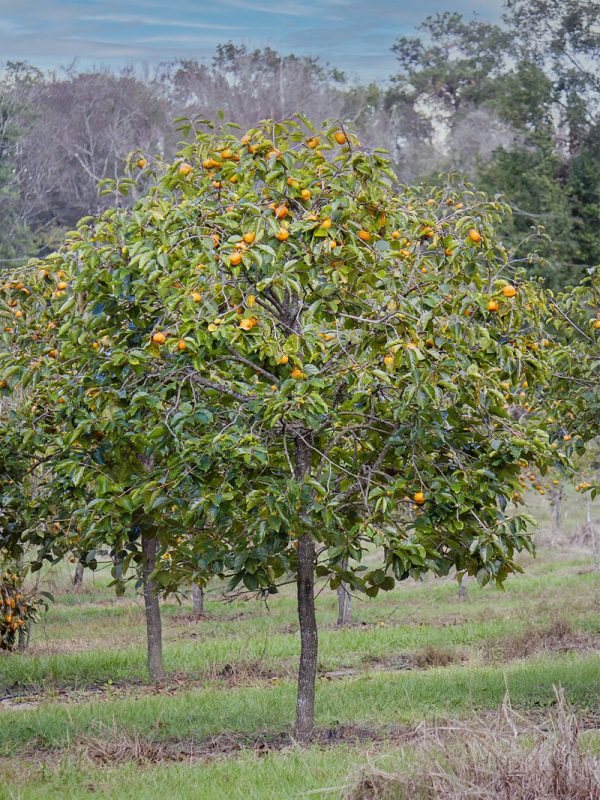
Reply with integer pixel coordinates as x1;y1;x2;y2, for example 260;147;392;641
0;748;365;800
0;490;598;799
0;653;599;757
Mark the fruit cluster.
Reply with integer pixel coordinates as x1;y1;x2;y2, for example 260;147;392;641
0;572;41;651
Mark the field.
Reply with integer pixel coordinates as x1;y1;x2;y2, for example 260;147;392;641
1;492;599;799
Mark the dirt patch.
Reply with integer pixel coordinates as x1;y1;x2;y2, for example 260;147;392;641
488;619;600;663
0;663;286;710
80;723;418;765
209;661;285;686
363;645;463;673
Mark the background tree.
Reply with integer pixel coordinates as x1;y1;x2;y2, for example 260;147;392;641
387;3;600;289
0;63;41;268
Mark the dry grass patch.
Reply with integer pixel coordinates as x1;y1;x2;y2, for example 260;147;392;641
345;689;600;800
362;644;463;673
488;619;600;663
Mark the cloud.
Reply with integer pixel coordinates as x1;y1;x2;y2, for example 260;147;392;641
81;14;242;31
219;0;316;17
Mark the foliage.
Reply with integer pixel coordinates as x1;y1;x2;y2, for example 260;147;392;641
2;118;561;599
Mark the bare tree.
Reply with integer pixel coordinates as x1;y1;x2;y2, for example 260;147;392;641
15;68;174;244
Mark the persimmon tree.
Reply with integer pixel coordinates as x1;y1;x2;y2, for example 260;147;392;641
0;279;214;680
4;117;557;739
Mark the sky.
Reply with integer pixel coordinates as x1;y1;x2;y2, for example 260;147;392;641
0;0;504;82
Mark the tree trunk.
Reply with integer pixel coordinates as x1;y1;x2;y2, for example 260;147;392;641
588;495;599;574
550;484;563;544
336;559;352;626
192;583;204;618
17;625;29;652
296;533;318;741
458;575;468;600
72;562;84;592
294;437;318;742
142;532;165;683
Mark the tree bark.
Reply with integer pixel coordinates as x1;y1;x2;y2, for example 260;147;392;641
336;559;352;626
142;532;165;683
296;533;317;741
458;577;468;601
550;484;563;544
294;437;318;742
587;495;599;574
72;562;84;592
17;625;29;652
192;583;205;618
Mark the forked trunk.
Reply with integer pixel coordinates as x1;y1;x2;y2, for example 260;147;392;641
192;583;205;617
72;562;84;592
336;559;352;626
142;532;165;683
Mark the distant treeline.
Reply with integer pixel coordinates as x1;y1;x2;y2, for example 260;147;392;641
1;0;599;289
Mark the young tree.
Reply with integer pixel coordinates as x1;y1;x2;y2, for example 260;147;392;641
6;118;557;740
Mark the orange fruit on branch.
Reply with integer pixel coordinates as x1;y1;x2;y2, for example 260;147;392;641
291;368;306;379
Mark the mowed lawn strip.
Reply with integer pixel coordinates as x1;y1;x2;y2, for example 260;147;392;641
0;653;598;756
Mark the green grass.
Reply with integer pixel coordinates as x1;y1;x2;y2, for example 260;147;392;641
2;553;597;691
0;519;598;799
1;653;598;756
3;606;598;690
0;747;370;800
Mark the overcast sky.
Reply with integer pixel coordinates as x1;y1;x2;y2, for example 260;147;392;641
0;0;504;81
